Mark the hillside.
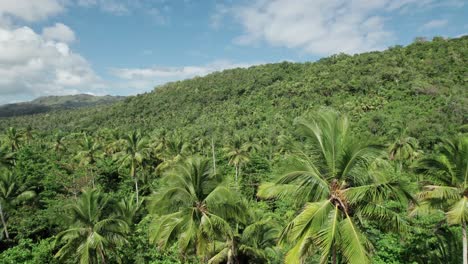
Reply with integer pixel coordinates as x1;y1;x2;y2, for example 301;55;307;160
0;36;467;264
1;37;467;147
0;94;125;117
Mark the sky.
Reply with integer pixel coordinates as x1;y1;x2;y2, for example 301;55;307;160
0;0;466;104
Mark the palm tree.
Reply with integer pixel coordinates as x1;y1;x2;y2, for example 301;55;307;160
224;136;251;183
115;130;149;203
5;127;23;152
0;144;15;169
75;133;102;188
52;132;67;154
209;209;281;264
413;135;468;264
149;156;246;261
0;171;36;239
258;110;412;264
115;194;142;226
55;189;129;263
23;125;34;144
388;127;422;171
155;135;190;173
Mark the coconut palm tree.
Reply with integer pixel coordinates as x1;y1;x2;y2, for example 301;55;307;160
155;134;190;173
258;110;413;264
0;171;36;239
413;135;468;264
55;189;129;263
115;130;149;203
224;136;251;183
208;209;281;264
4;127;23;152
149;156;247;261
52;131;67;154
0;144;15;169
388;127;422;171
115;194;142;226
23;125;34;144
75;133;103;188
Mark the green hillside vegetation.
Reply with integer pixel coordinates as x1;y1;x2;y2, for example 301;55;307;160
0;36;467;263
0;94;125;118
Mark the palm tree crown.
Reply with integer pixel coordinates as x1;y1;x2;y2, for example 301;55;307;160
115;130;149;203
258;110;412;264
414;135;468;263
0;171;36;239
55;189;129;264
149;156;247;261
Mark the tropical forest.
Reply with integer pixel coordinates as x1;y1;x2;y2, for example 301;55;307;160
0;32;467;264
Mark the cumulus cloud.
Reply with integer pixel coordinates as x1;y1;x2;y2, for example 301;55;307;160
42;23;76;43
420;19;449;31
226;0;460;56
0;25;103;104
110;60;258;90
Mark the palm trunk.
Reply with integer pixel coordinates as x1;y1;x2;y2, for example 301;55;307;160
211;138;216;175
332;245;337;264
131;162;139;203
235;165;238;183
134;177;139;204
463;221;467;264
0;203;9;239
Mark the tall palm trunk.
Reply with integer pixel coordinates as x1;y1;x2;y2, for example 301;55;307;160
332;245;337;264
463;221;467;264
131;162;139;203
0;203;9;239
134;177;139;204
235;165;239;183
211;138;216;175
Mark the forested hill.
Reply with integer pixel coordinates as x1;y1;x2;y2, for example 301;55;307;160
1;36;467;147
0;94;125;117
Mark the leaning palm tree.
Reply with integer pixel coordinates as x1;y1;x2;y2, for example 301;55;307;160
149;156;247;261
55;189;129;263
224;136;251;183
413;135;468;264
0;170;36;239
258;110;413;264
115;130;149;203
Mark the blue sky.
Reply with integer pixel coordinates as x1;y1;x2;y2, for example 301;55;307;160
0;0;466;104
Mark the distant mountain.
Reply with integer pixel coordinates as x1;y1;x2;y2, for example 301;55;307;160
0;94;125;117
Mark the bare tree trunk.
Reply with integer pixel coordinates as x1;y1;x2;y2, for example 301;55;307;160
0;203;9;239
463;221;467;264
211;137;216;175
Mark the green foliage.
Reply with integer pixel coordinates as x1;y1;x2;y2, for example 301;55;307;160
0;37;466;263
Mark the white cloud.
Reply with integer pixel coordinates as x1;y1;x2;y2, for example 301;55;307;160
227;0;458;56
0;25;103;104
0;0;64;22
420;19;449;31
77;0;129;14
111;60;258;90
42;23;76;43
